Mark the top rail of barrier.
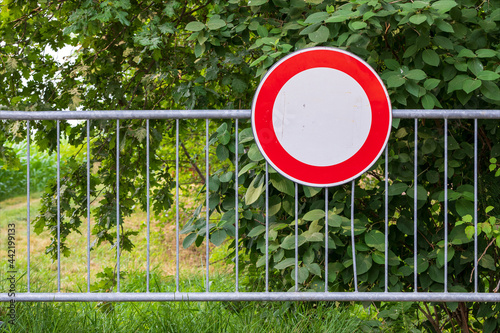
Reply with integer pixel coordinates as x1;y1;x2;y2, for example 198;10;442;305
1;109;500;120
1;109;500;303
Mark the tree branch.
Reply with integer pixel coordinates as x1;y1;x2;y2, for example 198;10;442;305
181;141;205;184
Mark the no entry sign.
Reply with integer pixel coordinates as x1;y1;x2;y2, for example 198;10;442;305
251;47;392;187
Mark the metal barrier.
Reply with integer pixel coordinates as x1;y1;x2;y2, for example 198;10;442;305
1;109;500;302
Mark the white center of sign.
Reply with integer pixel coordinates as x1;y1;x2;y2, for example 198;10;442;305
272;67;372;167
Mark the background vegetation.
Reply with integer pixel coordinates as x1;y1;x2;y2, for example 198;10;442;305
1;0;500;331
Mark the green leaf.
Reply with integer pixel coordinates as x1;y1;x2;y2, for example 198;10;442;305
424;78;440;90
426;170;439;183
247;225;266;237
275;257;295;269
365;230;385;251
421;94;435;109
211;229;227;246
433;35;454;50
449;224;473;245
468;58;483;76
429;265;444;283
476;49;498;58
463;79;481;94
405;69;427;80
194;43;205;57
384;59;400;71
457;49;476;58
436;246;454;267
216;144;229;161
256;255;267;267
306;263;322;276
432;0;457;13
238;162;257;176
281;234;306;250
207;18;226;30
326;14;350;23
447;75;468;93
387;75;405;88
303;209;325;221
405;80;425;97
232;78;248;93
219;171;233;183
422;49;440;66
350;21;367;30
304;12;329;24
250;55;268;67
484;318;497;333
388;183;408;196
403;45;418;58
270;173;295;197
406;185;428;201
306;232;323;242
355;252;372;275
291;266;309;284
455;198;473;217
479;254;496;271
248;0;268;5
303;186;322;198
183;233;197;248
409;14;427;25
465;225;475;239
328;214;342;227
245;175;264;205
435;20;454;32
268;196;281;216
481;81;500;101
185;21;205;32
256;25;268;37
477;71;500;81
308;25;330;43
248;144;264;161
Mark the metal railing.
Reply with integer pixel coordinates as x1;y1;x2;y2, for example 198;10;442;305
1;109;500;302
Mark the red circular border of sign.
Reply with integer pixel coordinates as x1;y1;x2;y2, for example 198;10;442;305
251;47;392;187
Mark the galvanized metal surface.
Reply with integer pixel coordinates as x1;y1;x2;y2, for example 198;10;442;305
1;109;500;303
3;292;500;302
1;109;500;120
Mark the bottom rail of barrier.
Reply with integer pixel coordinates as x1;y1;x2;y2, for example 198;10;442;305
2;292;500;302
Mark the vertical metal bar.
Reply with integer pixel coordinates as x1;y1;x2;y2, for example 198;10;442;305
116;119;120;292
146;119;150;293
265;162;269;292
444;119;448;293
57;120;61;293
176;119;180;293
234;119;240;292
384;146;388;293
474;119;478;293
351;180;358;292
414;118;418;292
27;120;30;293
206;119;210;292
325;187;328;292
87;120;90;293
295;183;298;292
235;120;239;292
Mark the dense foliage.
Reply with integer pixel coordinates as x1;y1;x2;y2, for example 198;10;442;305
1;0;499;331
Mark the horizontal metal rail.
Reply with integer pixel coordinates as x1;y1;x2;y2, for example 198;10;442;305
3;292;500;303
1;109;500;303
1;109;500;120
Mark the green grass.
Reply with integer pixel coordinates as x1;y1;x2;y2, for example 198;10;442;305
1;299;366;333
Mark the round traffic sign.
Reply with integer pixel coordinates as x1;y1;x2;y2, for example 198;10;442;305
251;47;392;187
